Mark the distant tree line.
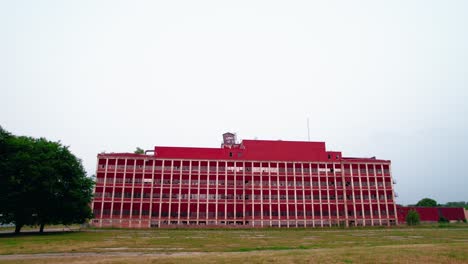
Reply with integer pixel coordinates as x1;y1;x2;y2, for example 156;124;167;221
408;198;468;209
0;126;94;233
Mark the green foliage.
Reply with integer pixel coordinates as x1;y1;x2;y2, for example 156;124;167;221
416;198;437;207
438;216;449;223
441;201;468;209
134;147;144;154
0;126;94;233
406;210;420;226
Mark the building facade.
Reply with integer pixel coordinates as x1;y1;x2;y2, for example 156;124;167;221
91;133;398;228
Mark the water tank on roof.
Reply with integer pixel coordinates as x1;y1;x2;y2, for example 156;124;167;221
223;132;236;145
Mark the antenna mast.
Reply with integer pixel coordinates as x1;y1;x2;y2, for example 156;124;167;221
307;118;310;141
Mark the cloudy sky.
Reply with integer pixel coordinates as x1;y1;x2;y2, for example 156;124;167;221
1;1;467;205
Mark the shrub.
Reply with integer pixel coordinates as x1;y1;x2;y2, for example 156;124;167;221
438;216;449;223
406;210;420;226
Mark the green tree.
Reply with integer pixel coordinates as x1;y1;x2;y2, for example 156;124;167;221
134;147;144;154
406;209;420;226
0;126;94;233
416;198;437;207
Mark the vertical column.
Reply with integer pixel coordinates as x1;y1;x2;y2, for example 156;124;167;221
309;163;315;227
333;163;339;226
349;163;357;226
285;162;290;228
110;159;118;226
196;161;201;225
381;163;390;226
341;161;349;227
317;162;323;227
301;163;306;227
276;162;281;228
178;162;183;224
251;163;254;227
358;163;365;226
206;161;210;223
167;160;174;224
148;159;156;227
365;163;373;226
325;163;331;227
99;158;109;227
129;160;137;226
242;161;246;225
215;161;219;224
293;163;298;227
373;164;382;226
268;162;272;227
158;160;165;226
389;164;398;225
234;161;237;225
139;159;146;227
224;163;227;224
260;163;264;227
119;159;128;221
187;160;192;223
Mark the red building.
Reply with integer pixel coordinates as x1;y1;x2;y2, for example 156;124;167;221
91;133;398;228
397;206;466;223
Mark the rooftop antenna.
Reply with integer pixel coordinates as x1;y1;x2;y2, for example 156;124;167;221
307;117;310;141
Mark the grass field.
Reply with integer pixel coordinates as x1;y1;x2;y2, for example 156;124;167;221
0;224;467;263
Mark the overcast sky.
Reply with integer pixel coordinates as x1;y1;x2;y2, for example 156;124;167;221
1;1;467;205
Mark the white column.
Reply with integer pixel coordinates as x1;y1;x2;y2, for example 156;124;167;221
260;163;264;227
268;162;272;227
224;162;227;224
129;160;137;226
389;163;398;225
318;162;323;227
99;158;109;227
178;162;183;224
119;159;128;221
167;160;174;224
373;164;382;226
357;163;365;226
349;163;357;226
158;160;165;226
293;163;298;227
215;161;219;224
301;163;306;227
196;161;200;224
365;163;373;226
139;159;146;227
381;163;390;226
109;158;118;226
309;163;315;227
148;159;156;227
187;160;192;223
285;162;289;228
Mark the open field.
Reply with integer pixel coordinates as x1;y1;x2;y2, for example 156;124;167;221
0;225;467;263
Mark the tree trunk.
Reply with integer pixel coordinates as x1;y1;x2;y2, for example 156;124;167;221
14;224;23;234
39;223;45;233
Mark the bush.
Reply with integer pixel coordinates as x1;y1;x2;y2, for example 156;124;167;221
438;216;449;223
406;210;420;226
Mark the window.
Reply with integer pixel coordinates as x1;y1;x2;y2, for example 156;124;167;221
328;154;331;159
229;152;233;157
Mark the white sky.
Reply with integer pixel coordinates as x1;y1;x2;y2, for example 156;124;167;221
1;0;467;205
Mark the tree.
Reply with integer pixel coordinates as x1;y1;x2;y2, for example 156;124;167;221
416;198;437;207
134;147;144;154
0;126;94;233
406;209;420;226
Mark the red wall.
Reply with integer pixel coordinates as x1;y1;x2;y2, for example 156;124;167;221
397;206;466;222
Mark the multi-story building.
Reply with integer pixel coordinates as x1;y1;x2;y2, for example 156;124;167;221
91;133;398;228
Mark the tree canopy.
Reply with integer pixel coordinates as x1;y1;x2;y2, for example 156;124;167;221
416;198;437;207
134;147;144;154
0;126;94;233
